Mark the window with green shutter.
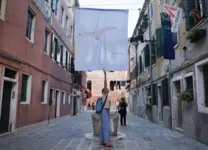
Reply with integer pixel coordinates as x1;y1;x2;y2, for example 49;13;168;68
151;40;156;65
49;89;53;106
152;83;158;105
21;74;29;102
41;81;46;103
162;78;169;106
60;45;64;66
139;55;142;73
156;28;163;58
144;45;150;68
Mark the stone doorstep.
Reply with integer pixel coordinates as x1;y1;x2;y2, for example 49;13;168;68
0;132;13;139
0;115;72;138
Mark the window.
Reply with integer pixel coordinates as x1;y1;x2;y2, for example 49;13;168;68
0;0;2;16
184;0;206;30
149;1;154;20
20;73;32;104
60;6;64;24
161;78;169;106
68;93;71;104
62;92;66;104
70;25;73;37
44;29;50;53
87;80;92;91
25;9;35;41
195;59;208;113
156;28;163;58
152;83;158;105
71;57;75;74
66;51;68;69
51;0;58;13
63;49;67;68
60;45;64;66
185;76;193;90
144;45;150;68
65;16;68;32
41;80;48;104
4;68;17;79
49;88;54;106
0;0;7;20
68;53;71;71
55;41;61;63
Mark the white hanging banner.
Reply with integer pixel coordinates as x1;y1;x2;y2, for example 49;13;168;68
74;8;129;71
163;4;182;33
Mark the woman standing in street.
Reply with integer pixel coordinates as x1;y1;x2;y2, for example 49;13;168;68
119;97;128;126
100;70;112;148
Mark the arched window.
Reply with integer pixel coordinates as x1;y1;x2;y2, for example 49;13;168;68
87;80;92;91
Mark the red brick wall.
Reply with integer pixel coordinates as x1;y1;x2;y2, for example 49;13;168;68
0;0;72;129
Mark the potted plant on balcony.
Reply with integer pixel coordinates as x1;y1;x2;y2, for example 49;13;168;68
186;28;207;43
179;88;194;103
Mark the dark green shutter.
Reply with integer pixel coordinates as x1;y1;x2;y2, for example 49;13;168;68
41;81;45;103
162;78;169;106
139;55;142;73
60;46;63;66
145;45;150;68
21;75;28;102
156;28;163;58
152;83;158;105
49;89;53;106
151;40;156;64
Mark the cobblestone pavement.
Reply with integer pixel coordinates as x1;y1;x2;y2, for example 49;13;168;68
0;112;208;150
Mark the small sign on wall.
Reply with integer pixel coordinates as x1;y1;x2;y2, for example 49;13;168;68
12;91;15;99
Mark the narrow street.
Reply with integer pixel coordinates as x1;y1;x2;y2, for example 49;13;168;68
0;112;207;150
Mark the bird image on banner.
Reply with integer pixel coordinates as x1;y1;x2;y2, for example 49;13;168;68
74;8;128;71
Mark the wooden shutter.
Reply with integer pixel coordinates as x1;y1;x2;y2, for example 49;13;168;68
66;51;68;69
144;45;150;68
162;78;169;106
49;89;53;106
60;46;63;66
41;81;45;103
152;83;158;105
21;75;28;102
139;55;142;73
151;40;156;65
156;28;163;57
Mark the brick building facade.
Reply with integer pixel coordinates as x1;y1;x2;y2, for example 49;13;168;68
0;0;82;134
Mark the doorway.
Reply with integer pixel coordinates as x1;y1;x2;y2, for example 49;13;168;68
158;85;163;121
73;96;77;115
55;90;60;118
173;80;183;129
0;81;13;134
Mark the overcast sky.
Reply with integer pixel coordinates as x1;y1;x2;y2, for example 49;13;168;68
78;0;144;37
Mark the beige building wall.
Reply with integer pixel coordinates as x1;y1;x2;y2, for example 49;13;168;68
87;71;127;105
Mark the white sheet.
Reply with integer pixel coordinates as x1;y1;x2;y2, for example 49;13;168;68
74;8;129;71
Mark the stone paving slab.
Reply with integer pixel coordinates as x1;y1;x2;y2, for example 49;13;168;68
0;112;208;150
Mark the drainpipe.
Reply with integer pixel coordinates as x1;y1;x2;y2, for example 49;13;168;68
168;60;172;129
148;2;153;108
